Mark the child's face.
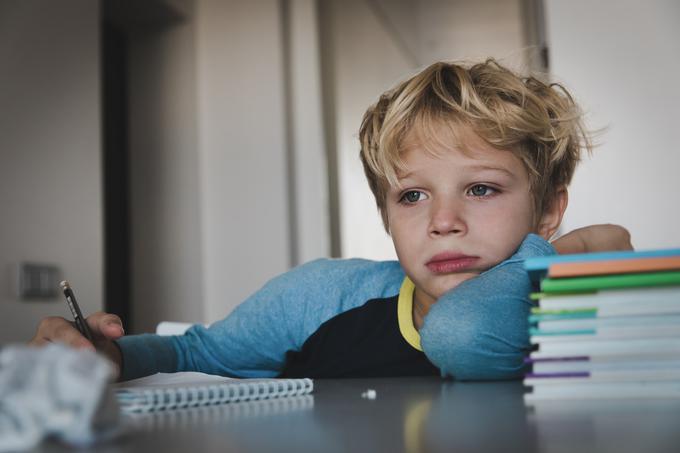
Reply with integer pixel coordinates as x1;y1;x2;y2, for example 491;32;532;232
386;127;537;308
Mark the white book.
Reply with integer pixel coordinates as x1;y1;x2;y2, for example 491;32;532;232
537;314;680;331
531;358;680;374
524;380;680;403
583;303;680;318
530;350;680;361
531;325;680;343
115;372;314;413
532;338;680;356
536;287;680;310
537;302;680;318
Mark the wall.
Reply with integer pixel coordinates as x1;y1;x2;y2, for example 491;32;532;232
328;0;418;261
195;0;291;322
546;0;680;249
127;6;204;333
416;0;526;65
329;0;530;260
287;0;330;265
128;0;305;329
0;0;102;343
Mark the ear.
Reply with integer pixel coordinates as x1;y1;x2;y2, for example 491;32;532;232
536;187;568;240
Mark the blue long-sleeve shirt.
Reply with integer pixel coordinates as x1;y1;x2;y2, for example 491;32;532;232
117;234;554;381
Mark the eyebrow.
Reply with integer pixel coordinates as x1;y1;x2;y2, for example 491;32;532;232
462;164;518;179
396;164;518;181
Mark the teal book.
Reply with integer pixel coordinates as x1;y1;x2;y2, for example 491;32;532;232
531;314;680;333
540;271;680;294
529;311;597;323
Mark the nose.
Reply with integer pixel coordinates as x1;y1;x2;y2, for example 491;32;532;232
429;199;467;237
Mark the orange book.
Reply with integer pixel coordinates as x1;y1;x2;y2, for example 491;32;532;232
548;256;680;278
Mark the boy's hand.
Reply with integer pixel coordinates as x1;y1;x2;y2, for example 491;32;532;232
552;224;633;255
29;312;124;378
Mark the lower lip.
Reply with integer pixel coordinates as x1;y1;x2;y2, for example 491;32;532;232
426;257;479;274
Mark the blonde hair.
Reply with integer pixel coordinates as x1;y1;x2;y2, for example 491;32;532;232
359;59;591;231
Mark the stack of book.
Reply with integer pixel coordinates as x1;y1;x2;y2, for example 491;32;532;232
522;247;680;403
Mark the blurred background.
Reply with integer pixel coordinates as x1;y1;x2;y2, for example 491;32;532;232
1;0;678;343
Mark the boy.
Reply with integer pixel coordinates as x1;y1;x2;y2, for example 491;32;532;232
30;59;631;381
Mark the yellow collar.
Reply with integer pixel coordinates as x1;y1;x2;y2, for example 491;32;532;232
397;277;423;351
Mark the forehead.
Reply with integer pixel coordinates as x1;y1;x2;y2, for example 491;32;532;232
397;122;527;178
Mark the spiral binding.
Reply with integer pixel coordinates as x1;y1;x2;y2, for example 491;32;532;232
116;378;314;413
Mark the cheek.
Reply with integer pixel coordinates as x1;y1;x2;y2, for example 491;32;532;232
475;199;535;254
387;205;424;235
387;209;412;254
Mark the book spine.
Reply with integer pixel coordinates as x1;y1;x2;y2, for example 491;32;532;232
532;303;680;319
536;314;680;331
548;256;680;278
534;286;680;309
524;248;680;282
526;369;680;384
524;383;680;403
530;325;680;341
534;338;680;355
531;358;680;374
540;271;680;294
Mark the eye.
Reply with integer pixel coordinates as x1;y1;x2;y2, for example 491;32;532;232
399;190;428;204
468;184;496;197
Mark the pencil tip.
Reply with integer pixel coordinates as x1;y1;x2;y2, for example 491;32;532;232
60;280;70;289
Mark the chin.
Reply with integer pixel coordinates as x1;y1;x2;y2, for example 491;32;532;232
437;273;478;294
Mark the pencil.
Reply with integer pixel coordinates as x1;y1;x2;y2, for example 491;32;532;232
60;280;94;342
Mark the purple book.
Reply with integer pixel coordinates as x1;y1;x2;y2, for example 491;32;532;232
525;372;590;378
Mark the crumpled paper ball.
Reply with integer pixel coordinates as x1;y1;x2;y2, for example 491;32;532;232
0;342;121;451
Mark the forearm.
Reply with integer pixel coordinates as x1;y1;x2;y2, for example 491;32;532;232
420;234;555;380
117;258;407;380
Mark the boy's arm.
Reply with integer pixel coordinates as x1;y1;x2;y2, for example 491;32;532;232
419;225;633;381
419;234;553;380
551;224;633;254
116;258;404;380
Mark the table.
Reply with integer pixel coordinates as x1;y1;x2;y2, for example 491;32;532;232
35;377;680;453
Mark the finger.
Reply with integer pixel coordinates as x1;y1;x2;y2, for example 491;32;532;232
28;336;48;347
33;317;95;350
55;322;97;351
87;312;125;339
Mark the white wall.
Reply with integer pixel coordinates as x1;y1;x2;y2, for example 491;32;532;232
416;0;526;65
330;0;417;261
195;0;291;322
288;0;331;265
546;0;680;249
330;0;529;260
126;0;336;331
126;0;332;331
0;0;102;343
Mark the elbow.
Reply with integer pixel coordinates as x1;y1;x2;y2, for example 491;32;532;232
420;300;530;381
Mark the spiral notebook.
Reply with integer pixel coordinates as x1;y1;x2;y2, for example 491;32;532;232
123;394;315;430
114;372;314;413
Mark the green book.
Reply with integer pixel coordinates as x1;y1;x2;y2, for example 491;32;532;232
540;271;680;294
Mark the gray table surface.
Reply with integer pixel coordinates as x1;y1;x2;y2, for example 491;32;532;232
35;377;680;453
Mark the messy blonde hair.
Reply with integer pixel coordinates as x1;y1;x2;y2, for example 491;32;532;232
359;59;591;231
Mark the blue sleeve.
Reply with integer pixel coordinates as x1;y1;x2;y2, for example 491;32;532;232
419;233;555;381
116;258;404;380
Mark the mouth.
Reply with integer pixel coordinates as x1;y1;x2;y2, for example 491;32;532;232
426;252;480;274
